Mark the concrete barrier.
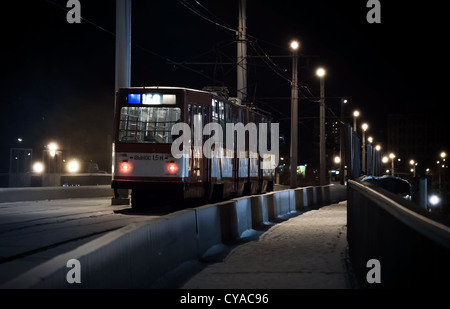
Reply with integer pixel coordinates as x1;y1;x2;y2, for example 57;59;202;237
320;185;331;205
288;189;296;212
294;187;308;210
313;186;322;206
218;197;253;244
194;204;222;257
250;194;269;228
2;184;348;288
0;185;114;203
306;186;315;206
273;190;290;218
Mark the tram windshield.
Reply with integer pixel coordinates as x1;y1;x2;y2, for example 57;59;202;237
118;106;181;143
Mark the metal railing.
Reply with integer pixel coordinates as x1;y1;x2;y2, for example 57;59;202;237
347;179;450;288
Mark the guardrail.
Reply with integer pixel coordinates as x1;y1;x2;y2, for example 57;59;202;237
2;184;346;288
347;180;450;288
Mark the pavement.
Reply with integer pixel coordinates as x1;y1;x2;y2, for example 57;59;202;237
180;200;353;289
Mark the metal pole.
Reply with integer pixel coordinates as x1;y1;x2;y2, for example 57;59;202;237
237;0;247;101
115;0;132;92
339;100;345;184
113;0;132;202
290;50;298;188
319;77;326;186
362;130;366;174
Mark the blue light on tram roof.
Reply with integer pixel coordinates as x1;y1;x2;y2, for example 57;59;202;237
128;94;141;104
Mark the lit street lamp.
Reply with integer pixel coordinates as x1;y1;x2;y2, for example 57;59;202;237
361;123;368;174
439;151;447;192
47;142;59;157
67;159;81;174
339;99;347;184
290;40;299;188
389;153;396;176
32;162;45;174
316;67;326;186
44;142;62;175
373;144;381;176
409;159;417;177
353;110;360;132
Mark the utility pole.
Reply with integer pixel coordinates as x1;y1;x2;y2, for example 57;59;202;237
115;0;131;93
113;0;132;204
237;0;247;101
316;68;326;186
290;41;299;188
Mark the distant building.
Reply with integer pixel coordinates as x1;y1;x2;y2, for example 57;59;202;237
387;113;448;176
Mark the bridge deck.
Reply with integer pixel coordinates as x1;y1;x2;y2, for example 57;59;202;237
182;201;352;289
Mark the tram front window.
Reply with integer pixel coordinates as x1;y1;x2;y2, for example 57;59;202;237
118;106;181;143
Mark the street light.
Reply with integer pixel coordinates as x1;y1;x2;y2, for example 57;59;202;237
334;156;341;164
389;153;396;176
353;110;360;132
290;40;300;188
67;159;81;173
290;40;299;50
340;98;348;119
316;67;326;186
47;142;59;157
32;162;45;174
361;123;368;174
409;159;417;177
339;99;347;184
439;151;447;192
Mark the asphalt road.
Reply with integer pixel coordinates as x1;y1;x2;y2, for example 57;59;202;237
0;197;159;285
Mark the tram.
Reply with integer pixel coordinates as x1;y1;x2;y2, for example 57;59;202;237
111;86;276;208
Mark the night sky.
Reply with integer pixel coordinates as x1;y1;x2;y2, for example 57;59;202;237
0;0;447;174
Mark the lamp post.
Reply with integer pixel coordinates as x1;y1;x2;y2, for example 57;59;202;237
439;151;446;192
374;144;381;176
290;40;299;188
339;99;347;185
409;159;417;177
353;110;360;132
389;153;396;176
361;123;368;174
316;67;326;186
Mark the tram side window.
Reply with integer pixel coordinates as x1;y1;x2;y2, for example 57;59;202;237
212;99;219;123
118;106;181;143
224;103;231;149
187;104;192;126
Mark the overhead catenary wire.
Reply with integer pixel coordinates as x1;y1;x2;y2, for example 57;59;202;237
44;0;334;121
42;0;227;86
177;0;321;103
